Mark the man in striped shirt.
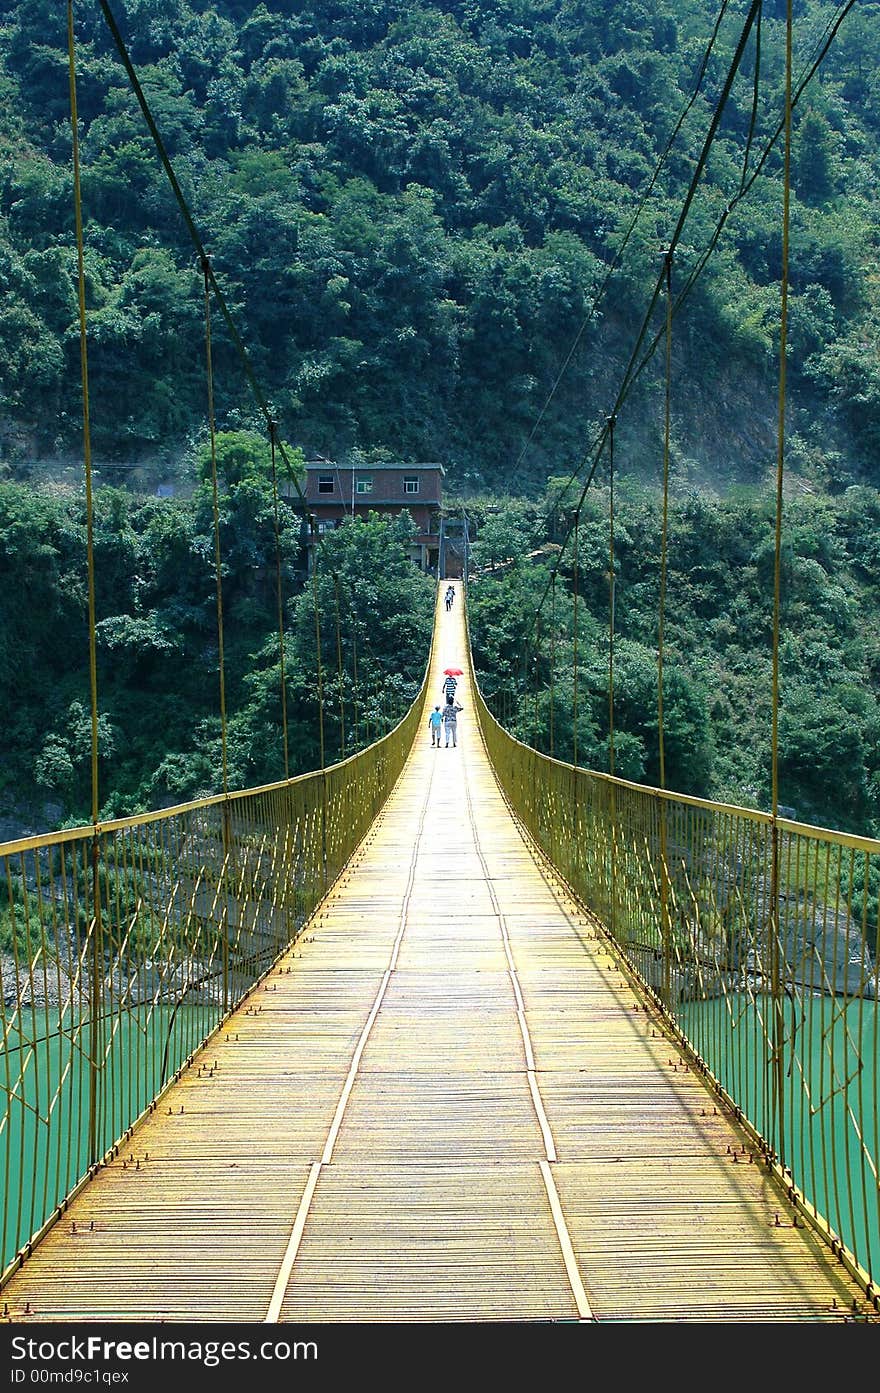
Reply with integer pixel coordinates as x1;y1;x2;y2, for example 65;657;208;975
441;674;458;703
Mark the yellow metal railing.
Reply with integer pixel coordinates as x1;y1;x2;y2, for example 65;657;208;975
468;631;880;1304
0;677;426;1286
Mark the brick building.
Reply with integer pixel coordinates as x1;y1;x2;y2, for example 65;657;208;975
294;461;444;574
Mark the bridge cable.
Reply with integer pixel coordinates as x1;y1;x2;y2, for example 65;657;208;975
607;417;616;780
583;0;837;483
769;0;795;1171
508;0;735;492
333;574;346;760
66;3;99;831
310;538;329;888
570;504;581;888
94;0;402;779
533;613;541;749
533;0;758;526
516;0;850;671
607;419;619;939
572;508;580;771
549;573;556;758
514;614;529;741
513;607;532;734
94;0;305;506
66;0;104;1171
741;0;763;187
351;610;361;749
657;250;673;794
92;4;361;544
658;252;674;1005
514;0;763;690
531;0;849;530
268;422;290;781
78;0;302;797
642;0;855;394
311;552;327;778
202;260;229;802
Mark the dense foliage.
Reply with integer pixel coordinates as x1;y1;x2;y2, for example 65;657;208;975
0;462;434;828
1;0;878;492
467;477;880;837
0;1;877;851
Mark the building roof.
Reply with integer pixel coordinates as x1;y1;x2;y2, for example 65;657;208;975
305;461;445;474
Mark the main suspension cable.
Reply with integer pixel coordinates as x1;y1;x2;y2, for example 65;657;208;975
95;0;305;502
93;0;400;780
508;0;736;492
537;0;851;534
518;0;770;678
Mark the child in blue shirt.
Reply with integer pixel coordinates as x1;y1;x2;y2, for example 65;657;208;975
428;705;443;746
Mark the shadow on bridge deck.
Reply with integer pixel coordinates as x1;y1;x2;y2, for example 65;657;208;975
0;583;868;1324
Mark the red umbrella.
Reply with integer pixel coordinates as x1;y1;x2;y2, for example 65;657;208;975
443;667;463;676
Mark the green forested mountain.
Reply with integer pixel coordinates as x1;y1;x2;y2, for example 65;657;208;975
1;0;878;491
0;0;878;848
466;479;880;838
0;465;434;828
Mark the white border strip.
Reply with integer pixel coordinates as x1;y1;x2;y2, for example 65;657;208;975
539;1159;595;1321
263;744;435;1320
264;1161;322;1323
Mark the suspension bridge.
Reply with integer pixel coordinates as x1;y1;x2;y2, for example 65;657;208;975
0;584;877;1324
1;0;879;1328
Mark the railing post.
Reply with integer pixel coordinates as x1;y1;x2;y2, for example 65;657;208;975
221;798;232;1014
769;816;786;1166
321;770;329;892
571;761;580;895
658;792;672;1009
87;832;103;1169
609;777;618;943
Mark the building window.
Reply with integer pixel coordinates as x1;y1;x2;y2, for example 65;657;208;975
355;477;373;494
404;476;419;494
318;475;334;493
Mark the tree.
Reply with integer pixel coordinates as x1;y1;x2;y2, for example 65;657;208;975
34;701;118;817
792;107;839;206
470;506;536;571
196;429;304;489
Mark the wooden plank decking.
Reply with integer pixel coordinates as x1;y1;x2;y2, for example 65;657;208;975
0;583;870;1324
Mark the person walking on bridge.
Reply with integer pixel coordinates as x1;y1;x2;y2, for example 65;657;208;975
442;694;463;748
441;672;458;703
445;585;455;611
428;705;443;747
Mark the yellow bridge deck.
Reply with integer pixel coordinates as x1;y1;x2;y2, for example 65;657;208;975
1;586;868;1324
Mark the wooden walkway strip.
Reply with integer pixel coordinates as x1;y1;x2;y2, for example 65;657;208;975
265;1160;321;1324
539;1159;594;1321
319;754;434;1168
0;582;874;1324
464;768;558;1165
